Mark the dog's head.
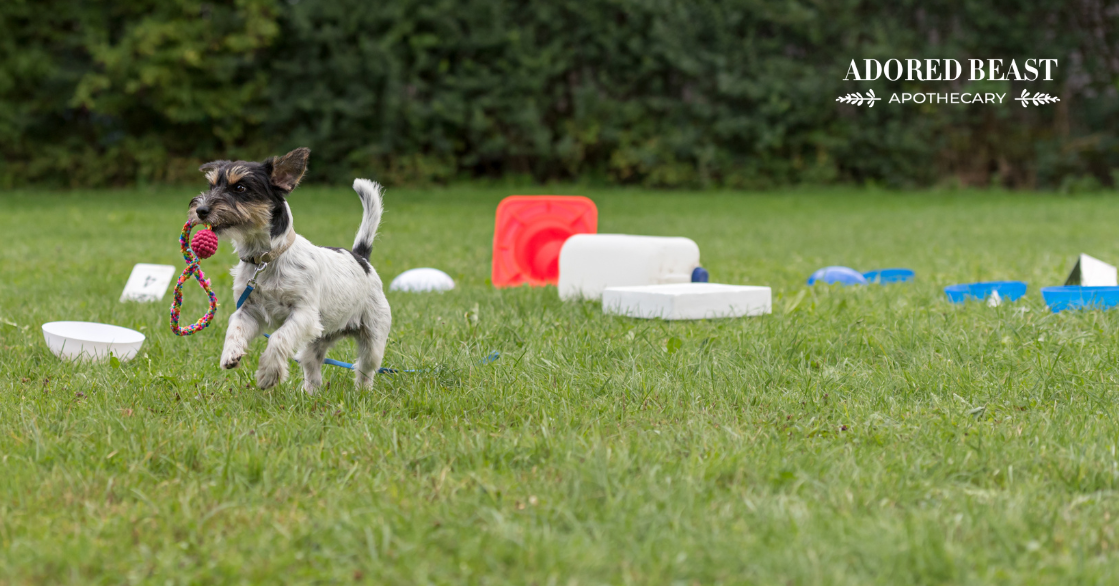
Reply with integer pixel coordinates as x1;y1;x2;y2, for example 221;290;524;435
189;147;310;240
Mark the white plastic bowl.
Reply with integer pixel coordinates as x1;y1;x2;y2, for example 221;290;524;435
42;321;145;362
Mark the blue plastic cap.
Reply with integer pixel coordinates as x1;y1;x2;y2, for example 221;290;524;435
691;266;709;283
807;266;867;286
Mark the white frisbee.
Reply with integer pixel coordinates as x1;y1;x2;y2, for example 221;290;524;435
42;321;146;363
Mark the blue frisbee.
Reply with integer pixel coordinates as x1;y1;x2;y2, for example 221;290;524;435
808;266;867;286
1041;286;1119;313
944;281;1027;304
863;268;915;284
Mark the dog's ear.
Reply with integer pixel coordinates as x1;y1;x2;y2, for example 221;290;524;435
199;161;224;184
267;148;310;193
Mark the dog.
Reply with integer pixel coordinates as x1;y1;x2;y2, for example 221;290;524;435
188;147;391;393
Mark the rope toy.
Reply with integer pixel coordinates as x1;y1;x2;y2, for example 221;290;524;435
170;220;219;336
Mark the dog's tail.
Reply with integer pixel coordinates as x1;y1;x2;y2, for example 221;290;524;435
351;178;384;260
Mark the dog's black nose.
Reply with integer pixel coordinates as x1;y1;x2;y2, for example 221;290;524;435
196;205;211;219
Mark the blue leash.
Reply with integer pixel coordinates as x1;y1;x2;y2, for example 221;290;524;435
236;280;498;374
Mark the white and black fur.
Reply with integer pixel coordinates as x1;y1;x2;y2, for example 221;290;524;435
188;148;391;393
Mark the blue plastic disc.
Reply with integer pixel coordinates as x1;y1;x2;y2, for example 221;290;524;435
1041;286;1119;313
863;268;915;284
944;281;1027;304
691;266;709;283
807;266;867;286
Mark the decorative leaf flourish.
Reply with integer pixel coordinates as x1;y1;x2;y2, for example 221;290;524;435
1014;90;1060;107
835;89;881;108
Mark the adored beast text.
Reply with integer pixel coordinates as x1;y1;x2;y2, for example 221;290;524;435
837;59;1061;108
844;59;1058;82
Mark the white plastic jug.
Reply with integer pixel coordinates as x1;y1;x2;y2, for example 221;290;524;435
558;234;702;300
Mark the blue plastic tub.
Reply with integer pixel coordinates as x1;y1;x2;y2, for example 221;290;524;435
863;268;916;284
1041;286;1119;312
944;281;1027;304
807;266;867;286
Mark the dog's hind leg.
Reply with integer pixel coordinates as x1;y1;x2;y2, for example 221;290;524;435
354;319;390;389
297;335;337;395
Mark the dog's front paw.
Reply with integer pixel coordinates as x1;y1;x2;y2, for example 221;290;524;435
255;360;287;390
220;351;243;370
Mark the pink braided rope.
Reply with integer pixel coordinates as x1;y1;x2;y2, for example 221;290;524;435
170;220;218;336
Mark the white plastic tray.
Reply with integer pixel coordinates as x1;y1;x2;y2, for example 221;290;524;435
603;283;772;320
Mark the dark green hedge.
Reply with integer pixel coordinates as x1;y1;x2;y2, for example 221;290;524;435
2;0;1117;189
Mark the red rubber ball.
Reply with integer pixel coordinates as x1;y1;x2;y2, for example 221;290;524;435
191;229;219;259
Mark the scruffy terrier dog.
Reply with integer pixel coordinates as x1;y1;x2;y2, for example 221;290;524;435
188;148;391;393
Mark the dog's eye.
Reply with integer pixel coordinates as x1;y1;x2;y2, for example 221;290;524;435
232;184;246;193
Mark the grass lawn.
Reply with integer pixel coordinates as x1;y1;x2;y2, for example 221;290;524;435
5;184;1119;584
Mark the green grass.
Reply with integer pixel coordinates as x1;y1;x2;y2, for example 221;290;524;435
4;185;1119;584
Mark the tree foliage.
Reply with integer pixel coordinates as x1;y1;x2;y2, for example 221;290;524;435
2;0;1117;189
